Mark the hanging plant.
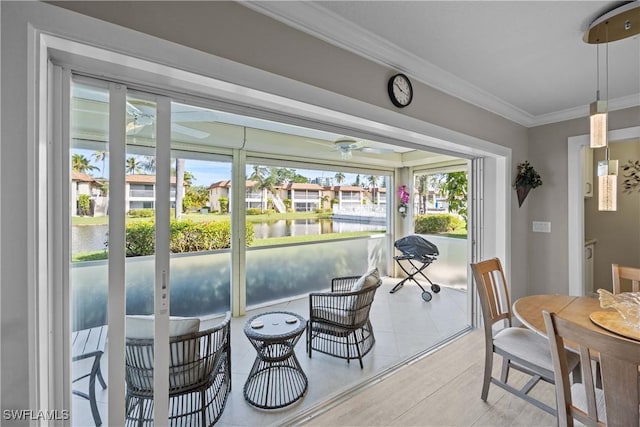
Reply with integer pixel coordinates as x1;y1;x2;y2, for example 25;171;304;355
622;160;640;194
514;161;542;207
397;185;410;217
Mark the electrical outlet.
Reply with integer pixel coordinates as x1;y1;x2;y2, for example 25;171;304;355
532;221;551;233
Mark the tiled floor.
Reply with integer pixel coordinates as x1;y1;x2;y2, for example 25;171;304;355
71;277;469;426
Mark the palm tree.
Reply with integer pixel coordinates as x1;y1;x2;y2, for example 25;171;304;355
141;156;156;173
125;157;142;175
415;174;428;214
320;195;329;210
335;172;345;185
367;175;379;204
175;158;185;218
182;171;194;187
92;151;108;177
248;165;275;213
72;154;98;174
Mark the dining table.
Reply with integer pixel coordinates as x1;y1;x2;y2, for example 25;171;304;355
512;294;640;342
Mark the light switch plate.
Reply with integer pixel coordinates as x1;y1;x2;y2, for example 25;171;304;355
532;221;551;233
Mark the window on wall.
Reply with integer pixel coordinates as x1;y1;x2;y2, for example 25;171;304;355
244;162;390;306
412;166;469;290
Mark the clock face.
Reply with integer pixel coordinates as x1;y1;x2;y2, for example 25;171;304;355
388;74;413;108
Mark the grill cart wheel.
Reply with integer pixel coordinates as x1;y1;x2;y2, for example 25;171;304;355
431;284;441;293
421;291;433;302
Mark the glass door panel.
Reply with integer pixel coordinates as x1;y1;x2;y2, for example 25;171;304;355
245;163;388;307
123;94;159;424
169;101;233;319
70;81;111;426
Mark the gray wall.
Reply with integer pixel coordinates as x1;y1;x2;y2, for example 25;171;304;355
585;139;640;292
527;106;640;295
1;0;636;413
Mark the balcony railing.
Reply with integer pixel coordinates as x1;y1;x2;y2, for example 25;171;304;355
128;190;177;198
129;189;154;198
70;235;387;330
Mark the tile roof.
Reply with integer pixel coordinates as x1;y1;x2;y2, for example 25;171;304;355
125;174;178;184
71;172;96;182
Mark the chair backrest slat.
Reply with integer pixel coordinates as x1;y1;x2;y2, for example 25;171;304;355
471;258;512;329
611;264;640;294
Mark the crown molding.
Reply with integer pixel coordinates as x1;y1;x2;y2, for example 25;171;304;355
245;1;639;128
531;94;640;127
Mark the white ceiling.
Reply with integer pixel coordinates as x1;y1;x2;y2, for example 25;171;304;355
246;1;640;127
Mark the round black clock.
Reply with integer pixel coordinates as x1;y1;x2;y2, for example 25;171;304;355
388;73;413;108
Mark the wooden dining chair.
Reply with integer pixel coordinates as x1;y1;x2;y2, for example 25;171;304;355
543;310;640;427
471;258;578;416
611;264;640;294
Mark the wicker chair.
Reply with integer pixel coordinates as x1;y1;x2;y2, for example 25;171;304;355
307;273;381;369
124;313;231;427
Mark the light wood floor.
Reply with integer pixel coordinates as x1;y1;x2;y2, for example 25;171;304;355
294;329;558;427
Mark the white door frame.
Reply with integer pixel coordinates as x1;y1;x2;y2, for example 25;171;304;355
567;125;640;296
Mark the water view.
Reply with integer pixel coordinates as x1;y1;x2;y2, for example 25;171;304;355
72;219;385;253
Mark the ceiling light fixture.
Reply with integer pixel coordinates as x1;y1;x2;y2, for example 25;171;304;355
584;1;640;211
335;139;355;160
589;41;607;149
598;157;618;211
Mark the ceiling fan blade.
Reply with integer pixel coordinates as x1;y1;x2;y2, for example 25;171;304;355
358;147;395;154
126;122;147;134
173;123;209;139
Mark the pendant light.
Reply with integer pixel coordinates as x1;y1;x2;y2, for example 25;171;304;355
595;23;616;211
584;1;640;211
598;155;618;211
589;42;607;148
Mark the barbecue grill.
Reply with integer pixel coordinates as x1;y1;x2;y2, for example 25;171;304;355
390;235;441;301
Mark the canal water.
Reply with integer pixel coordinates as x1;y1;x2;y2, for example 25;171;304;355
72;219;385;253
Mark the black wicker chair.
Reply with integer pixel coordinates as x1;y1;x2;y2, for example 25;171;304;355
124;313;231;426
307;274;381;369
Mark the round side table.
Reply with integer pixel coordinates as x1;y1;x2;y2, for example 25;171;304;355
243;311;308;409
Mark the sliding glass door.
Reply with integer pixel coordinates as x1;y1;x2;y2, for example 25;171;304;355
69;79;233;425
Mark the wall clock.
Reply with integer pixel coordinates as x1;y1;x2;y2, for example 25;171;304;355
387;73;413;108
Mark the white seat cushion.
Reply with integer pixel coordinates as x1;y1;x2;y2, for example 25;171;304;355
351;268;380;292
312;307;353;326
493;327;555;371
126;315;200;339
126;316;201;384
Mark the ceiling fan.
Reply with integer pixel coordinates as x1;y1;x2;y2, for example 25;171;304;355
126;102;209;139
328;137;394;159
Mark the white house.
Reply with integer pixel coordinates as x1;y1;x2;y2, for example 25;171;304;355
125;174;178;211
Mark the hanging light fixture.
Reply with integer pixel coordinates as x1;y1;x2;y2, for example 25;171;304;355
589;42;607;148
597;23;616;211
598;155;618;211
583;2;640;211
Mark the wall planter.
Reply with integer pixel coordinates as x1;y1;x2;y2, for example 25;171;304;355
514;161;542;207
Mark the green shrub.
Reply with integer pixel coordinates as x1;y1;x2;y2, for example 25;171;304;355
414;213;464;234
128;209;154;218
218;197;229;214
246;208;261;215
78;194;91;216
125;220;156;256
124;220;255;257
